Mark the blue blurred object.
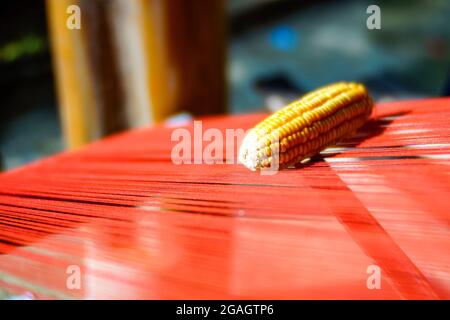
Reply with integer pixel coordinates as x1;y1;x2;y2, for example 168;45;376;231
269;25;298;51
6;292;34;300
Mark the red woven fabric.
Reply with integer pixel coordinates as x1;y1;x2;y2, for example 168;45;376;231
0;98;449;299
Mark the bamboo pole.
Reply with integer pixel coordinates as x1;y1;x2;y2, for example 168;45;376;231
46;0;95;149
47;0;226;149
141;0;227;121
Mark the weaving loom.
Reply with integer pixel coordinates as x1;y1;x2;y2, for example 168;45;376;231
0;97;449;299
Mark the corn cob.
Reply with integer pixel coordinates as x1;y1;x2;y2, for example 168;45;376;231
239;82;374;170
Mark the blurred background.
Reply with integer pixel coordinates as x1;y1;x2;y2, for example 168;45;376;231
0;0;449;170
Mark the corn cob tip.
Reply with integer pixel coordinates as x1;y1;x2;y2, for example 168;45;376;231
238;131;260;171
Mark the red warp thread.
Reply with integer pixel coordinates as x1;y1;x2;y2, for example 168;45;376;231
0;98;449;299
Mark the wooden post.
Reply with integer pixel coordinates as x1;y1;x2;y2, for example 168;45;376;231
47;0;226;149
46;0;94;149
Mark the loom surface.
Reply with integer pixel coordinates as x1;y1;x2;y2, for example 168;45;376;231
0;98;449;299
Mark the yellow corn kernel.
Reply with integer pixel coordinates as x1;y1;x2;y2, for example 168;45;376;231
239;82;374;170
